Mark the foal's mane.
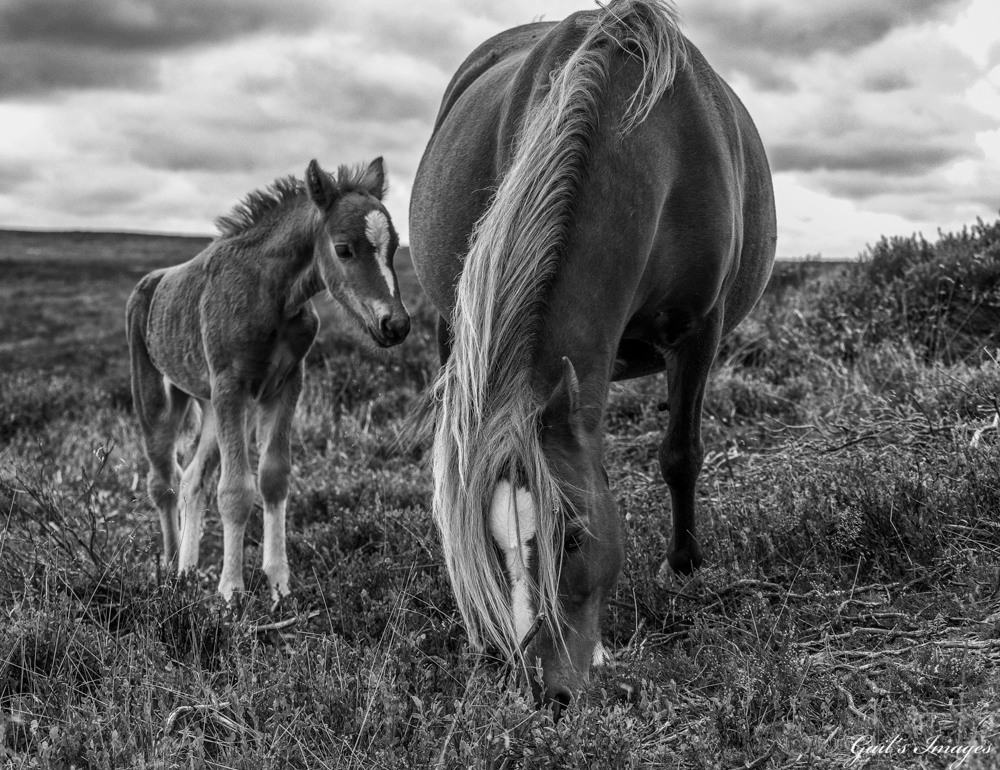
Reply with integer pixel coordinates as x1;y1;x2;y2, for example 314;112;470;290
433;0;687;662
214;163;384;237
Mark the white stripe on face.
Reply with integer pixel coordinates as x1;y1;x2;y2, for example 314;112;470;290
364;209;396;298
489;481;537;643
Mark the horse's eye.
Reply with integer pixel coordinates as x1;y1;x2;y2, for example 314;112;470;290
565;529;585;553
334;244;352;259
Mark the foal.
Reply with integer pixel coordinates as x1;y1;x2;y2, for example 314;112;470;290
127;158;409;602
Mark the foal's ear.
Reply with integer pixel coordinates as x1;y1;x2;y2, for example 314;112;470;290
358;156;387;200
306;159;339;211
541;357;583;443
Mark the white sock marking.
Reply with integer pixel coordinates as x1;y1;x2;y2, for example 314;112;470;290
490;481;537;643
364;209;396;298
263;499;289;601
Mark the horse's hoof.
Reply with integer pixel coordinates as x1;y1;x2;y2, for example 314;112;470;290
663;544;703;578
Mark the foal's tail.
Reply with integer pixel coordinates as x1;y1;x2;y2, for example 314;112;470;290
125;270;168;436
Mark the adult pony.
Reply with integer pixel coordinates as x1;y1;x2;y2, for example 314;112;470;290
127;158;409;603
410;0;775;707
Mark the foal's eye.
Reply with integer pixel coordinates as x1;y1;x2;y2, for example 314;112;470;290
334;244;352;259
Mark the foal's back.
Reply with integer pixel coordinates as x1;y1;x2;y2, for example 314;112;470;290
135;238;301;402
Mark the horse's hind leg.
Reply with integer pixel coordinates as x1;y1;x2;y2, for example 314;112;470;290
658;309;723;575
128;271;190;567
213;383;255;601
136;378;190;567
256;362;304;604
177;400;220;574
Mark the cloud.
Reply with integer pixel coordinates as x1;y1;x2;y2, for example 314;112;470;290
355;7;477;72
770;139;972;175
0;0;995;259
0;0;329;96
0;45;158;97
724;12;993;240
0;0;328;51
860;70;914;93
683;0;968;90
0;158;35;194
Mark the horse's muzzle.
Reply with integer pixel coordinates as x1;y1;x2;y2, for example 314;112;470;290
373;313;410;347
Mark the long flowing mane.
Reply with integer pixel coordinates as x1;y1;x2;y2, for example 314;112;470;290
214;163;387;237
432;0;687;661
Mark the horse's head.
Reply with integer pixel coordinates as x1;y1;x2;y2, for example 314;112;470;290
305;158;410;347
489;357;625;715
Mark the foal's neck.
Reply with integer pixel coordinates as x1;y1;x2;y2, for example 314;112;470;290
260;199;324;317
286;260;323;314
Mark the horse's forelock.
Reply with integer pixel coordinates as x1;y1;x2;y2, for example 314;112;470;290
336;162;388;199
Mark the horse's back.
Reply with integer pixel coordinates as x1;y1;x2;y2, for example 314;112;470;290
412;8;776;356
619;42;775;336
411;19;589;314
430;22;553;133
672;45;775;328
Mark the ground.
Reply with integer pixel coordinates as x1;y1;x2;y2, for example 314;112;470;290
1;226;999;768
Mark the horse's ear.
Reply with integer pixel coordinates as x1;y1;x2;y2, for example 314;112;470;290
306;159;339;211
541;357;582;443
358;156;387;200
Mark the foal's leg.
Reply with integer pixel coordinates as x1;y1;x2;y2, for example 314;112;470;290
177;401;220;574
256;363;304;604
137;381;191;566
212;383;256;601
658;310;723;575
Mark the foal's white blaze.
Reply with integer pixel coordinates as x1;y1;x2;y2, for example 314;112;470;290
364;209;396;297
489;481;537;643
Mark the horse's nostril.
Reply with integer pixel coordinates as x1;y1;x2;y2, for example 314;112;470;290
379;314;409;344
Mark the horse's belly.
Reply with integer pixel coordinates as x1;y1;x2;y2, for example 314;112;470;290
146;272;212;400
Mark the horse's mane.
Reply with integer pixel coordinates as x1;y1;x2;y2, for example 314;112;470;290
214;163;385;237
432;0;688;662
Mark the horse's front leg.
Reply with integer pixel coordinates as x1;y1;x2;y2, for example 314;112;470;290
256;361;304;606
658;309;723;576
213;382;255;601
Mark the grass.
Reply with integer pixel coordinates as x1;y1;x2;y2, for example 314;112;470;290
1;224;1000;768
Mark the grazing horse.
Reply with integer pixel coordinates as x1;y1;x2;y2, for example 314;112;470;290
410;0;776;707
127;158;409;603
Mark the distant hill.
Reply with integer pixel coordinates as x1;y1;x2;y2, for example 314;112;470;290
0;228;416;284
0;229;212;269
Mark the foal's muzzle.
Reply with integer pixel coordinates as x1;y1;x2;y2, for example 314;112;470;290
372;312;410;347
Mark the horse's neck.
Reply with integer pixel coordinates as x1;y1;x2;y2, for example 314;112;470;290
286;259;323;312
257;202;323;315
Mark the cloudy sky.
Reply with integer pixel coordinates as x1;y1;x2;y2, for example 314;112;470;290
1;0;998;259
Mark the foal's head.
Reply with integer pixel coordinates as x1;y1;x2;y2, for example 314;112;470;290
305;158;410;347
491;358;625;713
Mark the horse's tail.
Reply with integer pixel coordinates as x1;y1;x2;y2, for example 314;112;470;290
432;0;687;661
125;270;168;436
